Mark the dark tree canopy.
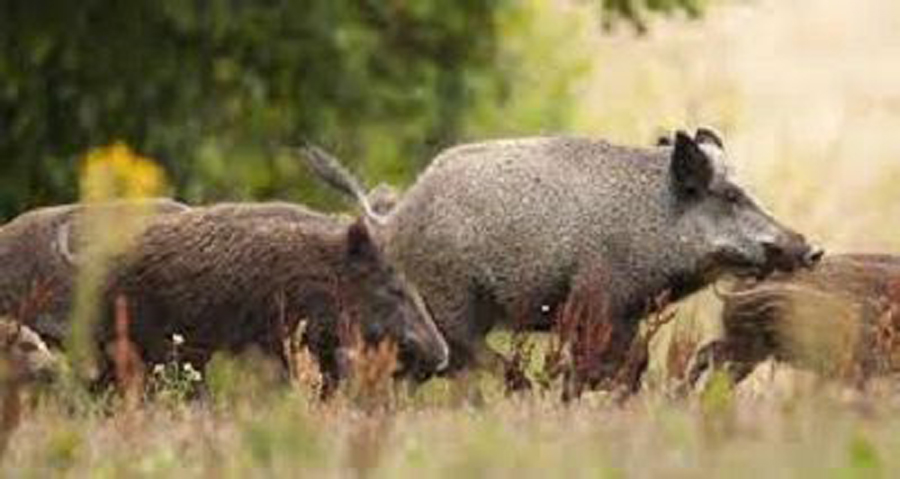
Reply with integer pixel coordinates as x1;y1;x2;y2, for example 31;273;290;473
0;0;702;219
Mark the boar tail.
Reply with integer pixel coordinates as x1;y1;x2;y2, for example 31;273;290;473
295;144;385;224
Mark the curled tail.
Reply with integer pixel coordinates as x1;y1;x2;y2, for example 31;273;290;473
294;144;382;222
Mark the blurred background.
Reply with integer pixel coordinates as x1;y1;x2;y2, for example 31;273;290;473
1;0;897;253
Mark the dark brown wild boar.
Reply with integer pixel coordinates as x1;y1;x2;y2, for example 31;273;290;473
691;254;900;386
94;202;449;388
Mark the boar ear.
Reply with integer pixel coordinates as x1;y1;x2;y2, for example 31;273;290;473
347;219;377;259
694;127;724;150
671;130;714;196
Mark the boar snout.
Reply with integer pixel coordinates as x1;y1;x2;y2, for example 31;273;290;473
803;245;825;266
398;330;449;380
31;360;59;384
397;286;450;378
762;233;824;273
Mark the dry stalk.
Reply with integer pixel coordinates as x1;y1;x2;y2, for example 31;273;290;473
113;295;144;409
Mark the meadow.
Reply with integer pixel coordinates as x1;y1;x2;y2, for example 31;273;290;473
3;0;900;477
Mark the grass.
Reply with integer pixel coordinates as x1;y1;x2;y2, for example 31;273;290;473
4;368;900;477
4;0;900;476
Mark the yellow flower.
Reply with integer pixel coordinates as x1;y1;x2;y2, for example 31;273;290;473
80;142;166;202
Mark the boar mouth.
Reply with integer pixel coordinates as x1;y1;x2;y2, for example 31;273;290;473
732;265;776;281
702;249;773;281
707;247;824;285
762;242;824;273
333;344;440;383
393;347;441;382
29;366;59;385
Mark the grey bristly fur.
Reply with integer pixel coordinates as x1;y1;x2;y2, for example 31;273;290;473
306;132;818;374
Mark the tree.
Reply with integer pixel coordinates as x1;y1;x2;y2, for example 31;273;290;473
0;0;702;219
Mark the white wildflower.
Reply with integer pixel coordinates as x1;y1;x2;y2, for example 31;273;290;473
183;362;203;382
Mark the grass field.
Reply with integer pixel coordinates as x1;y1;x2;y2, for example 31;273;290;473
5;364;900;477
3;0;900;476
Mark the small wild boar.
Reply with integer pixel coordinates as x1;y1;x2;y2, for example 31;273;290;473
301;129;822;383
0;199;189;346
0;317;59;385
94;202;449;387
691;254;900;386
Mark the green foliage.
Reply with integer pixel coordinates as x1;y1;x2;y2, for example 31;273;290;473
204;350;300;413
239;398;325;472
0;0;703;219
0;0;498;216
698;368;735;442
43;426;83;472
845;433;883;478
600;0;705;33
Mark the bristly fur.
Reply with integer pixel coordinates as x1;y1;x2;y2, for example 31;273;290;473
304;132;816;383
93;202;447;387
0;199;189;346
694;254;900;386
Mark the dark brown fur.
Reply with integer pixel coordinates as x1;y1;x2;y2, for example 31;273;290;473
693;254;900;385
93;202;448;387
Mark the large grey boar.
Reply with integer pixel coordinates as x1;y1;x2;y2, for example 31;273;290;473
94;202;449;387
302;129;822;379
0;199;189;346
690;254;900;386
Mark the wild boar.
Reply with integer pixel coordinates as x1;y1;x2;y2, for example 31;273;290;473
92;202;449;387
691;253;900;386
300;129;821;386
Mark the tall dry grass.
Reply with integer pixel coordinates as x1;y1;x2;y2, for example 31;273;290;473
575;0;900;252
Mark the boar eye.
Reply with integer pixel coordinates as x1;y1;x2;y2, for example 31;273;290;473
723;188;741;204
17;341;38;353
